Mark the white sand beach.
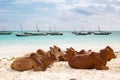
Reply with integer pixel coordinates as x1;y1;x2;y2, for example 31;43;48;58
0;53;120;80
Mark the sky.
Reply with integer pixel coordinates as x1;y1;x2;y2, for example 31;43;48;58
0;0;120;31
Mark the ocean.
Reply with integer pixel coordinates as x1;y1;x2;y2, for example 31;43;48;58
0;31;120;58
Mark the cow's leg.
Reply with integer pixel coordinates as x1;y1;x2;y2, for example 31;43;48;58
95;65;109;70
33;65;42;71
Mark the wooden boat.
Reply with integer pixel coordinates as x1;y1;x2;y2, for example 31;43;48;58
47;26;63;35
15;33;32;37
0;31;12;35
93;31;111;35
24;25;47;36
30;32;47;36
24;31;48;36
74;31;91;35
72;26;91;35
15;24;32;37
47;32;63;35
93;26;111;35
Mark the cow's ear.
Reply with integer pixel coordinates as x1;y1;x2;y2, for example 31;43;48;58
106;46;113;51
58;48;61;52
66;48;68;50
54;45;57;48
30;53;36;58
50;47;53;50
100;49;104;53
88;49;92;52
30;53;42;64
71;47;74;51
106;46;110;48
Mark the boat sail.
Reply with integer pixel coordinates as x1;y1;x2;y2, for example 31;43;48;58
15;24;32;37
46;26;63;35
24;25;47;36
73;26;91;35
93;26;111;35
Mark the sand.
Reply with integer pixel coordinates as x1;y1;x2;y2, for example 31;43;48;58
0;53;120;80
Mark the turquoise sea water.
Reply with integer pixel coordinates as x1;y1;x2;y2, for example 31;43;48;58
0;31;120;58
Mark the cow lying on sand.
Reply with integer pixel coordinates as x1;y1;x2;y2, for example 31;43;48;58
64;47;91;61
36;46;64;69
11;45;64;71
11;53;44;71
65;46;116;70
36;45;64;61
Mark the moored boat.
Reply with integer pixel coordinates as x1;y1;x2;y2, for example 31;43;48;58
93;26;111;35
47;26;63;35
0;31;12;35
74;31;91;35
72;26;92;35
31;32;47;36
15;24;33;37
24;25;48;36
93;31;111;35
47;32;63;35
15;33;32;37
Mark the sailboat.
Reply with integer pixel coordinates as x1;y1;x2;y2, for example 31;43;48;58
72;27;80;34
73;26;91;35
0;27;12;35
15;25;32;37
0;31;12;35
93;26;111;35
25;25;47;36
46;26;63;35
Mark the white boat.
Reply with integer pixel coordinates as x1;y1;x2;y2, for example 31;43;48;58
15;33;32;37
47;26;63;35
24;25;47;36
72;26;91;35
15;24;32;37
93;26;111;35
93;31;111;35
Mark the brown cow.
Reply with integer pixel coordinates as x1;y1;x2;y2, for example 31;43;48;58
49;45;64;61
11;51;58;71
67;46;116;70
43;50;57;69
34;47;60;70
58;47;78;61
36;45;64;61
11;53;44;71
64;47;76;61
64;47;91;61
11;45;64;71
36;49;46;56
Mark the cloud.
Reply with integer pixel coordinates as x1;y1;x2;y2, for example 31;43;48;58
72;8;94;16
0;0;120;31
13;0;66;4
13;0;41;4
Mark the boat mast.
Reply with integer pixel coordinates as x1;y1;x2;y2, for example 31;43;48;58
36;25;40;32
98;25;101;32
49;26;52;32
20;24;24;34
54;25;56;32
81;25;84;32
